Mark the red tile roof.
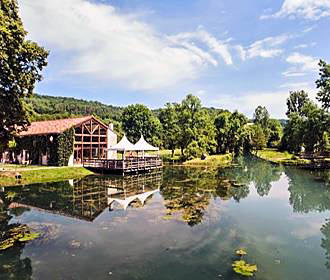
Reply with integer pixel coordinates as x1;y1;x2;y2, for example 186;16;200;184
19;116;94;136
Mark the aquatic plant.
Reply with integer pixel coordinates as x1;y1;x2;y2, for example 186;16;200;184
232;260;257;277
236;248;247;256
0;224;41;251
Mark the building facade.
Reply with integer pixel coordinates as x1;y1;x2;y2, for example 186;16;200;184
13;116;117;166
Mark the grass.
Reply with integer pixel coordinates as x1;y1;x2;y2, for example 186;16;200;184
183;154;233;167
256;148;312;165
0;166;94;187
158;149;182;161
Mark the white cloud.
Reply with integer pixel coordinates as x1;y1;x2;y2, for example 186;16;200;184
245;35;289;59
261;0;330;20
168;26;233;65
283;52;319;77
19;0;234;91
279;82;310;88
235;34;290;60
209;87;317;118
293;42;316;49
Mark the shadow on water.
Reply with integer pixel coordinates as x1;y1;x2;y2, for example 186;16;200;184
0;157;330;279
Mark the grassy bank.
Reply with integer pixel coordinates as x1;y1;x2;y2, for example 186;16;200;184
183;154;233;167
0;166;94;187
255;148;330;167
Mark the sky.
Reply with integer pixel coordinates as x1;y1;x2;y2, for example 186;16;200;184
18;0;330;118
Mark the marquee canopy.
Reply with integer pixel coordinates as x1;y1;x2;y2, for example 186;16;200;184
110;135;159;152
110;135;135;151
133;135;159;151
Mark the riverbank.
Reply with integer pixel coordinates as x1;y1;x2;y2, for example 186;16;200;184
256;148;330;169
0;166;94;187
183;154;233;167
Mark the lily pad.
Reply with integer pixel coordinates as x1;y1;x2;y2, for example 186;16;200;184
18;232;41;242
232;260;257;277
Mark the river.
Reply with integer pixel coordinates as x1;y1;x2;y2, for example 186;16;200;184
0;157;329;279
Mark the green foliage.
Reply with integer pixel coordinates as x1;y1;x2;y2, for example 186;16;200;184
0;0;48;147
250;124;267;150
286;90;310;117
0;224;40;251
121;104;162;146
29;94;123;123
267;119;283;147
253;105;269;129
232;260;257;277
236;248;247;256
316;60;330;111
159;103;180;156
15;128;74;166
214;111;248;155
56;128;74;166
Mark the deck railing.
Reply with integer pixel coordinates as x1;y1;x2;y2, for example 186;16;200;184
83;156;162;173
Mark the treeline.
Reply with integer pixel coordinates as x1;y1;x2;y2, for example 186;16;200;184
28;61;330;160
29;94;124;123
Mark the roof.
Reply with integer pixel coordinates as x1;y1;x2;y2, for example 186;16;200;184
18;116;107;136
110;135;135;151
133;135;159;151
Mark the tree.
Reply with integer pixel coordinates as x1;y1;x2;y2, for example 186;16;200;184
0;0;49;150
316;60;330;111
286;90;310;117
281;112;304;153
250;124;267;151
267;119;282;147
121;104;162;146
176;94;216;157
253;106;270;129
159;103;180;157
214;110;249;155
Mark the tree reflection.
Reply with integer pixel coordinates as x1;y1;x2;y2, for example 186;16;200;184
0;196;33;280
161;167;250;226
219;156;283;197
321;219;330;270
286;168;330;213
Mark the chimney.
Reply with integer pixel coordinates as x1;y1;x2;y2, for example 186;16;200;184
109;123;114;131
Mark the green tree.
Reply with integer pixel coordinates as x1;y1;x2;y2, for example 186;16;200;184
176;94;216;157
253;106;270;129
0;0;49;150
286;90;310;117
267;119;283;147
250;124;267;151
121;104;162;146
159;103;180;157
316;60;330;111
214;111;248;155
281;112;304;153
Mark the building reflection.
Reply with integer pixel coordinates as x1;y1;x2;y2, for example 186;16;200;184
0;171;162;222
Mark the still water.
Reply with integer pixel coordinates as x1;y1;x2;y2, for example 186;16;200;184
1;157;330;280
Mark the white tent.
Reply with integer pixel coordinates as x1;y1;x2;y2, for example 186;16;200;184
110;134;135;151
133;135;159;151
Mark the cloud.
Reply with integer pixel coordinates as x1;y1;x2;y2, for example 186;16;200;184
19;0;234;91
279;82;310;88
234;34;290;61
283;52;319;77
293;42;316;49
261;0;330;20
209;87;317;118
168;26;233;65
245;35;289;59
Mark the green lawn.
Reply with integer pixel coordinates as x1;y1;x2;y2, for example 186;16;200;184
256;148;311;165
183;154;233;167
0;166;93;187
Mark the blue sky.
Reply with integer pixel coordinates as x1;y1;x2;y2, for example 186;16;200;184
19;0;330;118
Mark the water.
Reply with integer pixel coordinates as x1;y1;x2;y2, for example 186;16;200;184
0;157;330;280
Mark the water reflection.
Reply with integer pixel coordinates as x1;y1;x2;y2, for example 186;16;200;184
0;172;162;223
161;167;250;226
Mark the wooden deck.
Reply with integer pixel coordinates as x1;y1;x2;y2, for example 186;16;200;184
83;156;162;174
